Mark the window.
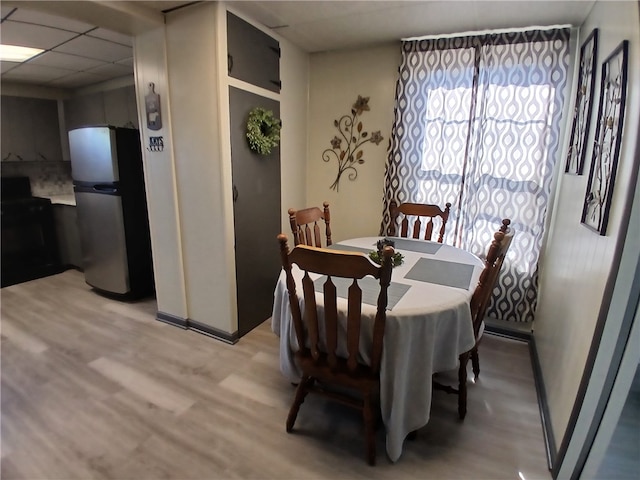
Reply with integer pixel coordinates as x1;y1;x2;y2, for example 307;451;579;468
383;29;570;322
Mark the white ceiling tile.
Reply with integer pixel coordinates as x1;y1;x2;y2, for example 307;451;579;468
87;28;133;47
53;35;133;62
2;6;17;20
27;51;107;71
0;20;79;49
47;71;107;88
0;0;595;89
84;62;132;77
9;8;95;33
2;63;75;83
231;0;595;53
1;60;20;74
116;57;134;67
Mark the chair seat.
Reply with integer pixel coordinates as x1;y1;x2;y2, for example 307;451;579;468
295;351;380;393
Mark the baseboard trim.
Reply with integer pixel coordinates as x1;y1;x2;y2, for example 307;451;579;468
156;311;188;328
187;319;239;345
485;325;555;471
485;324;532;342
530;335;557;470
156;312;239;344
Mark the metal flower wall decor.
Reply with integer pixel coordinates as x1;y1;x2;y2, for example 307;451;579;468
581;40;629;236
565;28;598;175
322;95;383;191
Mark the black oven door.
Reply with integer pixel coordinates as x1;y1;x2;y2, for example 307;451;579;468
1;200;61;287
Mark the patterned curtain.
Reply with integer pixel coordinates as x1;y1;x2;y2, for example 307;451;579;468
381;29;570;322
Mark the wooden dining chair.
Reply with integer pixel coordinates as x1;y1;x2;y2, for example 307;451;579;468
433;218;514;419
288;201;332;247
277;234;394;465
387;200;452;243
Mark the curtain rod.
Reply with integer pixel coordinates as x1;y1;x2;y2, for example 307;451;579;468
403;24;572;41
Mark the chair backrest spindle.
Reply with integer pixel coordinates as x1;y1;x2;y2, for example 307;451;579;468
388;200;452;243
277;234;393;465
289;201;332;247
277;235;393;376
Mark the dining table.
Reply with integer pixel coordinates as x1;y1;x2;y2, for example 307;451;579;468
271;236;485;462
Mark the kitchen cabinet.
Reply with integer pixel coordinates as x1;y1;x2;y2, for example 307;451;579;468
103;87;139;128
227;12;280;92
1;96;62;162
2;95;35;162
33;98;63;161
53;204;83;269
64;91;106;131
0;97;10;160
64;86;138;132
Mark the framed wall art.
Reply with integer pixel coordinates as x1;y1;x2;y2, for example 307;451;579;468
581;40;629;235
565;28;598;175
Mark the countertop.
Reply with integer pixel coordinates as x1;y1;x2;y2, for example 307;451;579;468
44;194;76;206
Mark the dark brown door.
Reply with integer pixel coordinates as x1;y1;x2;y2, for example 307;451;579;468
229;87;281;336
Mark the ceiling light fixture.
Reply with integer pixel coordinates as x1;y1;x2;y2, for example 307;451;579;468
0;44;44;62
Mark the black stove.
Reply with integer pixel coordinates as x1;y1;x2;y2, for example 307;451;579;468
1;176;62;287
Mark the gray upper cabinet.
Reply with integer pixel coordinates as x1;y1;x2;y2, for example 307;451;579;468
1;96;35;162
64;92;106;131
64;86;138;132
103;86;139;129
1;96;62;162
227;12;280;93
33;98;63;161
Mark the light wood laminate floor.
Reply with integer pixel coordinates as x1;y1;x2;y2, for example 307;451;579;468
1;270;550;479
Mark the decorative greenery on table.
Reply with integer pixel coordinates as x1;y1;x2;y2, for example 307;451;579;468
246;107;281;155
322;95;384;191
369;238;404;267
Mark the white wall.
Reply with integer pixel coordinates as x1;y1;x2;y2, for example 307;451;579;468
164;2;236;333
307;44;400;242
534;0;640;448
133;27;188;321
279;37;310;238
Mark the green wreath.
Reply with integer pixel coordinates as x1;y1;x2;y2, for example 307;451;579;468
246;107;281;155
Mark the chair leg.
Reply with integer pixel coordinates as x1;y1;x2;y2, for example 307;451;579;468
286;376;313;432
362;393;376;466
471;347;480;380
458;352;470;420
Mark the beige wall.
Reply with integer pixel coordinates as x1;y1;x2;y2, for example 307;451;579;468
164;3;236;333
133;27;188;321
278;36;310;239
534;0;640;448
307;44;400;242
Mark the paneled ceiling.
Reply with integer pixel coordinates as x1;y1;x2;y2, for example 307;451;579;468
0;0;595;90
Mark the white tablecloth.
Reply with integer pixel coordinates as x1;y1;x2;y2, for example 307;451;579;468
271;237;483;462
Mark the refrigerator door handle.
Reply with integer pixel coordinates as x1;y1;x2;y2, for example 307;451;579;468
93;184;119;194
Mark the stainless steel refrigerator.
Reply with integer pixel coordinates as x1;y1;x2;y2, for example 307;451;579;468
69;125;153;297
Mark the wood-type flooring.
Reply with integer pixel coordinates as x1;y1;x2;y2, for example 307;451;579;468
1;270;550;479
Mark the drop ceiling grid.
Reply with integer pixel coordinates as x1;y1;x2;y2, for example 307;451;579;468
1;7;134;89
